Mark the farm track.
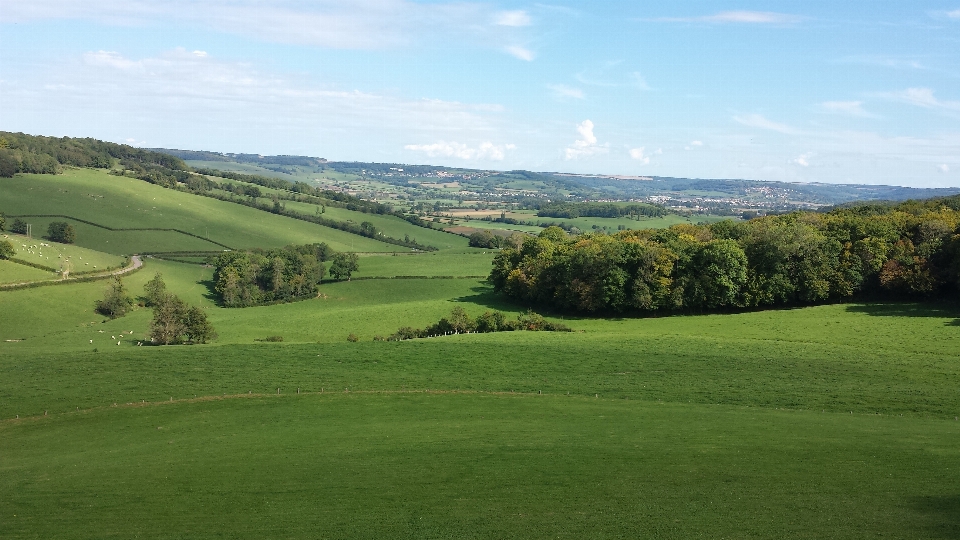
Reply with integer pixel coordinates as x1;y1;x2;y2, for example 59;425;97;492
0;255;142;290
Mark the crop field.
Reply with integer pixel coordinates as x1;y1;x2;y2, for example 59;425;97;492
0;170;403;254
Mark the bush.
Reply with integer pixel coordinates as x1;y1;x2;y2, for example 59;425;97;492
10;218;27;235
95;277;133;319
347;333;359;342
47;221;76;244
0;240;14;260
263;335;284;342
149;294;216;345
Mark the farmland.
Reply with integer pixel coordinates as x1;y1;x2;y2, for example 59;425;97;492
2;154;960;538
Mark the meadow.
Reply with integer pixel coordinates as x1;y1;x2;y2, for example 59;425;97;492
0;169;403;254
3;166;960;538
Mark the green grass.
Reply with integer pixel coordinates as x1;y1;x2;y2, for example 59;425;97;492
0;260;56;283
0;169;403;254
4;393;958;539
354;250;494;278
281;199;469;250
1;232;126;273
5;172;960;538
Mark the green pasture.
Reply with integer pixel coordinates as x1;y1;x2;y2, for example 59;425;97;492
0;260;56;284
5;174;960;538
4;393;958;539
354;250;494;278
280;199;468;250
1;232;126;273
0;169;401;254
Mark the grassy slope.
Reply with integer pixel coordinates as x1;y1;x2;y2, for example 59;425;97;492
0;169;402;254
283;199;469;250
3;393;957;539
354;250;494;278
0;260;54;283
1;232;125;273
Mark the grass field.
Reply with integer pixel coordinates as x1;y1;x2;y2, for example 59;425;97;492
5;168;960;538
354;250;494;278
0;169;403;254
0;260;56;283
1;232;126;273
4;393;957;539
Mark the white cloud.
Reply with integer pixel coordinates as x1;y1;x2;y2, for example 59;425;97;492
548;84;584;100
940;164;951;173
495;10;531;26
733;113;799;135
792;153;813;167
629;147;650;164
690;140;703;146
564;120;608;160
820;100;877;118
404;141;515;161
877;87;960;114
650;11;804;24
945;9;960;18
505;45;535;61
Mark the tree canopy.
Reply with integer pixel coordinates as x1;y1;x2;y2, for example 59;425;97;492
491;197;960;313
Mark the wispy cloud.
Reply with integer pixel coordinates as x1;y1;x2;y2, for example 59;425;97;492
564;120;608;160
939;164;951;173
0;0;533;54
495;10;531;27
404;141;516;160
819;100;878;118
733;113;799;135
505;45;535;61
943;9;960;19
876;87;960;115
547;84;584;100
648;11;805;24
15;48;510;155
835;54;926;70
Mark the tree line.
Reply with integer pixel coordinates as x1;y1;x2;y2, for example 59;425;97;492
213;244;359;307
491;196;960;314
536;202;668;219
0;131;187;177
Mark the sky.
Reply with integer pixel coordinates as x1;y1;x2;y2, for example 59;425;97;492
1;1;959;187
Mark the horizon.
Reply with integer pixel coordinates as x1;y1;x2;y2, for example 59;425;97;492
2;1;959;188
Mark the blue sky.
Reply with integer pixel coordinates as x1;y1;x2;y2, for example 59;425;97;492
1;1;959;187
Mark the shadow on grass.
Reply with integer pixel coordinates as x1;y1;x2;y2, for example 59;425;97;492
910;495;960;539
844;302;960;322
199;279;219;302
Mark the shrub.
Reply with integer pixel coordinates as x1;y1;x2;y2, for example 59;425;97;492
347;333;359;342
263;335;284;342
95;277;133;319
0;240;14;260
47;221;76;244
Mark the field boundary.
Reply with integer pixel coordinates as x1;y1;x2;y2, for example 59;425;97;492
0;255;143;291
6;214;234;250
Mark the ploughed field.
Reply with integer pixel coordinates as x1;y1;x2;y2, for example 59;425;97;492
2;168;960;538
